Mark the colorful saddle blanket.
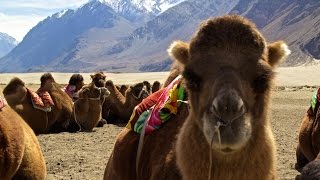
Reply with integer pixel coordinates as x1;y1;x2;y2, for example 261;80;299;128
308;87;320;116
0;96;7;110
27;88;54;112
126;75;186;134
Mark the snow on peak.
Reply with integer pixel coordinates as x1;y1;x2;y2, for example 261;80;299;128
57;9;69;18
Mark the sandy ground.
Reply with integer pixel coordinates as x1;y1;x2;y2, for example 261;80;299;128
0;70;318;179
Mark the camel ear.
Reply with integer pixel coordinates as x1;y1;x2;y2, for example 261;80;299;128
267;41;291;68
90;75;94;79
167;41;189;65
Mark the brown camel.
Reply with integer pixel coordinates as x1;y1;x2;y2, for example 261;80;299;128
119;85;129;96
3;75;78;134
73;83;110;131
102;80;150;124
91;72;106;87
104;15;290;180
295;88;320;176
151;81;161;93
0;95;46;179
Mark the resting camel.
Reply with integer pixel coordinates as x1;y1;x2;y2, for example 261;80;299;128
102;80;150;124
104;15;290;180
3;75;78;134
73;83;110;131
118;85;129;96
151;81;161;93
0;95;46;179
295;87;320;176
91;72;106;87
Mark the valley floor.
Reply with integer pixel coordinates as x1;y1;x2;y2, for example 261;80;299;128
36;87;311;179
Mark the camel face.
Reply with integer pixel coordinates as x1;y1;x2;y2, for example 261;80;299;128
79;84;110;100
129;82;150;100
168;15;290;154
91;72;106;87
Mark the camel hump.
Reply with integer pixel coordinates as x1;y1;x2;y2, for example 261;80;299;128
3;77;25;96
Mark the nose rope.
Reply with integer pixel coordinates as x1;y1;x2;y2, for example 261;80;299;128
218;110;246;126
209;121;222;180
133;85;150;100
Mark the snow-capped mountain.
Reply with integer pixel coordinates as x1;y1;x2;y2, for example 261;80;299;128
0;0;319;72
0;0;136;72
102;0;186;23
0;32;18;58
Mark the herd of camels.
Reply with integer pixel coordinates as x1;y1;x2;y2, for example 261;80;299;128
0;15;319;179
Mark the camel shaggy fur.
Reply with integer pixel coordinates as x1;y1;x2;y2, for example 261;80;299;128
3;75;77;134
0;97;46;179
104;15;290;180
102;80;150;124
73;83;110;131
91;72;106;88
151;81;161;93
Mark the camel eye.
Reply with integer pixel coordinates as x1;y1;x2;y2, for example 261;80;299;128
182;67;202;91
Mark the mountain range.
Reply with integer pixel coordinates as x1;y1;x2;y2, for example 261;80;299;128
0;32;18;58
0;0;319;72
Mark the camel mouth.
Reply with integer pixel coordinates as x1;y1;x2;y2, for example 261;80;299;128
203;113;252;151
221;147;235;153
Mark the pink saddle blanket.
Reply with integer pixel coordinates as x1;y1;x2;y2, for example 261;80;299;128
27;88;54;112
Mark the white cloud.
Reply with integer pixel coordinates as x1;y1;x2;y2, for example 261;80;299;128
0;0;89;41
0;13;46;41
0;0;88;10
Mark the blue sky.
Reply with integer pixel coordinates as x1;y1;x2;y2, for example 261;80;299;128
0;0;89;41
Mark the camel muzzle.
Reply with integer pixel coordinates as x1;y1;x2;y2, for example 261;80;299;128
211;88;246;126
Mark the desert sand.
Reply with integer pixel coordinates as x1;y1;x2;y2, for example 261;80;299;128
0;66;319;179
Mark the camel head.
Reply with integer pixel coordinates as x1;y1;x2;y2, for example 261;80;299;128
143;81;152;94
78;83;110;102
91;72;106;88
152;81;161;93
3;77;28;105
127;82;150;101
40;73;55;88
168;15;290;154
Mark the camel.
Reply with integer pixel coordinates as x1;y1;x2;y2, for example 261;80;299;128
0;95;46;179
104;15;290;180
119;85;129;96
102;80;150;124
3;75;78;134
91;72;106;87
295;87;320;176
151;81;161;93
73;83;110;131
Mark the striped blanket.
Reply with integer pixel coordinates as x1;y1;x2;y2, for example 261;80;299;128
27;88;54;112
126;75;186;134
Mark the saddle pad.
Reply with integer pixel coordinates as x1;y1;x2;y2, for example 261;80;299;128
126;75;186;134
27;88;54;112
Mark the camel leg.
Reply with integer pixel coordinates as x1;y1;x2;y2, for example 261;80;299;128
296;144;310;172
